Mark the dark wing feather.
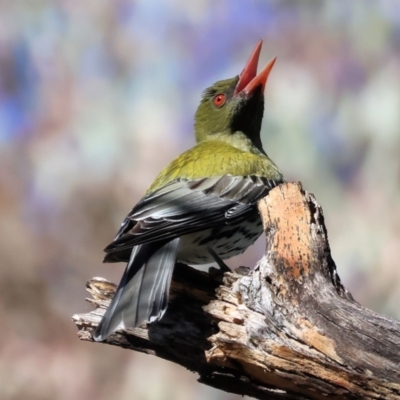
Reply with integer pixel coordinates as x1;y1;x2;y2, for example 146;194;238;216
94;238;179;341
105;175;281;260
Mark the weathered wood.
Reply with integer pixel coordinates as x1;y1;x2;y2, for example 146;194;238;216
72;182;400;399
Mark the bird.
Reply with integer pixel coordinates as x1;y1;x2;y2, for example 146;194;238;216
93;40;284;341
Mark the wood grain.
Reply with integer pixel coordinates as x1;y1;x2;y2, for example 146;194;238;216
73;183;400;399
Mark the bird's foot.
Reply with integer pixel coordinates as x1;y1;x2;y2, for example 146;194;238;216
208;248;231;276
234;265;251;275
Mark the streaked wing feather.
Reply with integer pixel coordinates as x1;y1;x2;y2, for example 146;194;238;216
105;175;281;254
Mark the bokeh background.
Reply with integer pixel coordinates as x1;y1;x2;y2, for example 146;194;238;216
1;1;400;399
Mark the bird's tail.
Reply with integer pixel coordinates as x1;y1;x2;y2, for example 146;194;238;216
93;238;180;341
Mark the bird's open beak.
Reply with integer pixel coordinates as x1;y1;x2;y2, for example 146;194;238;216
234;40;276;96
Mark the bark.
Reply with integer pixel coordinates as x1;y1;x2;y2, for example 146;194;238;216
72;182;400;399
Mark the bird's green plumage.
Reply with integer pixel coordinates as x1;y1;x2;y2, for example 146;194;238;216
194;77;239;143
147;139;282;194
147;76;283;194
94;46;285;341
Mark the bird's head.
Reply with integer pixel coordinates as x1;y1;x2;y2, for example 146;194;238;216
194;41;276;151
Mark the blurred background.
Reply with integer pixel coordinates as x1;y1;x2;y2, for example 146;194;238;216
1;1;400;399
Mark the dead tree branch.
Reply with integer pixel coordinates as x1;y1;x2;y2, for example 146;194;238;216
73;182;400;399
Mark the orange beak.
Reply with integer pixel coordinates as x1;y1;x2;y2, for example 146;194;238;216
234;40;276;96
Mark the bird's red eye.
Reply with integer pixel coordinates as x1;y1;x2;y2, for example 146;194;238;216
213;93;226;108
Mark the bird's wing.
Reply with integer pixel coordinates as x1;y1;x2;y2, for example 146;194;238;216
105;175;281;255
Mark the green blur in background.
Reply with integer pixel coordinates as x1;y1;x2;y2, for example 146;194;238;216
1;1;400;399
